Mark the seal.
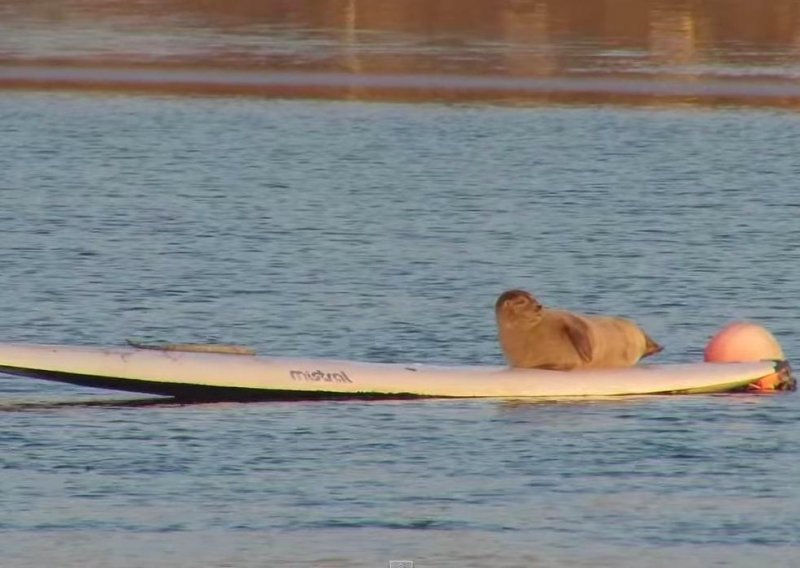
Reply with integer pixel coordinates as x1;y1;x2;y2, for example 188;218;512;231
495;289;662;370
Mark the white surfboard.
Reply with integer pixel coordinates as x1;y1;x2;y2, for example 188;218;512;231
0;342;792;401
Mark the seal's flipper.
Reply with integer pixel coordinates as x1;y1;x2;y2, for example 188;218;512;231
642;334;663;358
563;316;594;363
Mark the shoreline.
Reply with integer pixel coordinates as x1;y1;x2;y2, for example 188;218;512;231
3;63;800;109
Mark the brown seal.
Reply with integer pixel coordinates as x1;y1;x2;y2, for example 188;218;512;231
495;289;662;370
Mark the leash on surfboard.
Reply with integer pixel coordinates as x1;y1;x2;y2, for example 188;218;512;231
125;339;256;356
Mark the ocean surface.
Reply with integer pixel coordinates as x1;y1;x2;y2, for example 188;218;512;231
2;2;800;567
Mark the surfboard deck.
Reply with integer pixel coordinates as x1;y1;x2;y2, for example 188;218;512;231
0;343;793;401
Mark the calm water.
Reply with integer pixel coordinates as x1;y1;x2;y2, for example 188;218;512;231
1;94;799;567
2;1;800;566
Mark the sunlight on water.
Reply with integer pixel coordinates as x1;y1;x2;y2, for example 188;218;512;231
1;0;800;106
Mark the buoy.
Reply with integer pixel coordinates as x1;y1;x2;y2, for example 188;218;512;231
704;321;785;363
704;322;791;392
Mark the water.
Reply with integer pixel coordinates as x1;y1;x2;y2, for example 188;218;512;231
1;93;799;567
2;2;800;566
1;397;798;568
2;0;800;106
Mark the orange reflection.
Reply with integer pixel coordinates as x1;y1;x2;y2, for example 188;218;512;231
0;0;799;107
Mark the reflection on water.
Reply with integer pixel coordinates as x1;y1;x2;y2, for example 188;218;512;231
1;0;800;106
0;396;173;411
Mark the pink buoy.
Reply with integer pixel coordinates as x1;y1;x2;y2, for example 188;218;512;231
704;321;785;363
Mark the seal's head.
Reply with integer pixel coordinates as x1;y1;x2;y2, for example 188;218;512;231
495;289;543;327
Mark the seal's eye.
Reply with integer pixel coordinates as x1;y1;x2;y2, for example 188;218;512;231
496;289;539;313
505;295;539;314
511;296;529;308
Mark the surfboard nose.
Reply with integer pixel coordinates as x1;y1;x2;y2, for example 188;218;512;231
746;360;796;392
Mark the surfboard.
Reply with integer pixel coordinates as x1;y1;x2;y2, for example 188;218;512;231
0;342;792;401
